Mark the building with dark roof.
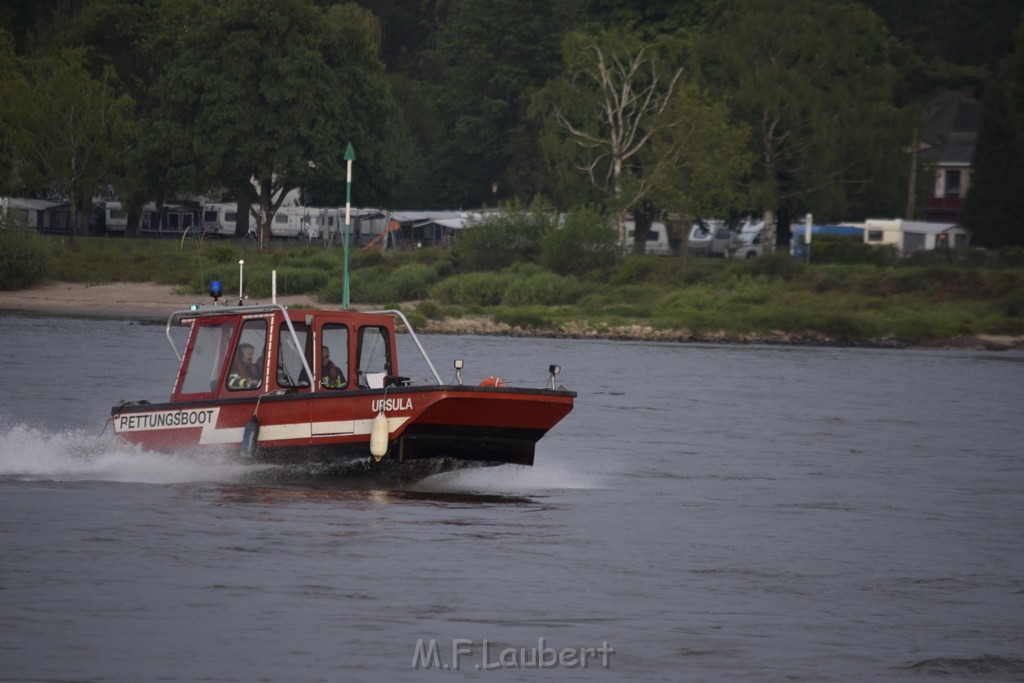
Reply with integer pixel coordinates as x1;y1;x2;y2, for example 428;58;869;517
918;88;980;223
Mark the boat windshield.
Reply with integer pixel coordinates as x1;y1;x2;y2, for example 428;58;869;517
180;322;235;394
277;322;310;388
226;320;267;391
358;326;391;388
320;324;349;390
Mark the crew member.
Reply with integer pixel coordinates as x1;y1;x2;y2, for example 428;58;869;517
229;343;262;389
321;345;345;389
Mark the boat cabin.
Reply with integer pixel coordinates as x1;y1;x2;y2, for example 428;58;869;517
169;306;407;403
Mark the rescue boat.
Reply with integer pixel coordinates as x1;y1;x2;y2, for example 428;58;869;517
110;302;575;476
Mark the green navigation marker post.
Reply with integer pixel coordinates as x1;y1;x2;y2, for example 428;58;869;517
342;142;355;309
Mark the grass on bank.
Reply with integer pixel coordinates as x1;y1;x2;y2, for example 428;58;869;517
3;224;1024;344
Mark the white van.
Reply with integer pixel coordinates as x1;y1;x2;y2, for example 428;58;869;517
688;220;733;258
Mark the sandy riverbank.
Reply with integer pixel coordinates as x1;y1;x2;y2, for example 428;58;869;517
0;282;315;320
2;281;1022;350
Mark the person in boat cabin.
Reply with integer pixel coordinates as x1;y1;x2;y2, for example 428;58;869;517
229;343;262;388
321;345;345;389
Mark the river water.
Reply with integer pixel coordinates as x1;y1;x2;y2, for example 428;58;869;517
1;313;1022;682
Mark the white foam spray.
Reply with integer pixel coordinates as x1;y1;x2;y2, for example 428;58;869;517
0;421;257;485
412;459;603;495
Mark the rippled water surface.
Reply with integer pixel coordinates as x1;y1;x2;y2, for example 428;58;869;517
1;314;1023;682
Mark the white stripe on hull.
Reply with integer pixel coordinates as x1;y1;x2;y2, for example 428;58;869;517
115;406;411;446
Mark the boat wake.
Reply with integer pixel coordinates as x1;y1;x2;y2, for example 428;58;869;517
0;421;599;492
413;459;603;495
0;421;257;485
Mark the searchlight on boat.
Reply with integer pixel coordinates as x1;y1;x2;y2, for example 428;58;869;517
548;364;561;389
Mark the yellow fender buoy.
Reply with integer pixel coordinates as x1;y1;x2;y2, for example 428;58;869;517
370;411;389;461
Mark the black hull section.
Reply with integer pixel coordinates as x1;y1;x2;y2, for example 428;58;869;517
397;425;545;466
245;425;545;471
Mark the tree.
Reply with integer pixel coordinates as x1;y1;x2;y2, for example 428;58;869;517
861;0;1020;72
154;0;403;249
0;29;23;195
59;0;205;236
535;29;748;253
697;0;907;250
3;46;133;241
538;30;681;246
574;0;717;39
961;12;1024;247
425;0;574;207
540;205;621;275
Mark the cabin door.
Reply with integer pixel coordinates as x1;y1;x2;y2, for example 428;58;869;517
311;322;354;436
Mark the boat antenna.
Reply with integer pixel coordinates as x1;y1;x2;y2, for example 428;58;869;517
238;259;245;306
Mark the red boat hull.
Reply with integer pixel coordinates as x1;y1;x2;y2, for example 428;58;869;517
112;385;575;466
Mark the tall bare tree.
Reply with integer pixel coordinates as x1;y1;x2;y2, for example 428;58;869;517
543;30;681;247
536;29;749;253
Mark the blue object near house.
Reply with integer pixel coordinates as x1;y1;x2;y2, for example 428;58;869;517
791;225;865;262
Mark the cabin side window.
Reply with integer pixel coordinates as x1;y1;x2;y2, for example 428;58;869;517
180;322;236;394
357;326;391;389
320;324;349;390
226;320;267;391
277;322;310;388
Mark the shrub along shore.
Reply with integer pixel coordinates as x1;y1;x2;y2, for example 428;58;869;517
3;226;1024;350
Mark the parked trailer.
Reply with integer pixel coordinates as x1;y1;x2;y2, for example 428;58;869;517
1;197;69;232
863;218;969;256
265;206;309;238
201;202;249;237
105;201;128;234
297;207;388;244
624;219;671;255
104;201;201;238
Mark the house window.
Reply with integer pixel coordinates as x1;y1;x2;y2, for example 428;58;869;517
944;170;961;198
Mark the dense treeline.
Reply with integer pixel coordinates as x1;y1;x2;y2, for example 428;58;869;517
1;0;1022;249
